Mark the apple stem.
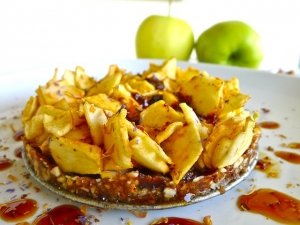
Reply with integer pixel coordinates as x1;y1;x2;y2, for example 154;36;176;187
168;0;172;17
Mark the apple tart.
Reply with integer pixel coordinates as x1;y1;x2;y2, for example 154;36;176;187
22;58;260;208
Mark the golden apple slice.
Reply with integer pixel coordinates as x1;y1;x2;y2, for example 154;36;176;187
24;114;45;140
25;105;73;139
220;93;250;119
143;57;177;80
53;98;69;110
161;103;203;184
36;86;58;106
212;113;257;168
63;123;91;142
22;96;38;123
223;77;240;97
160;57;177;80
87;65;123;96
69;103;86;126
140;100;184;129
84;93;121;113
155;121;183;144
62;69;76;86
60;85;85;103
43;113;72;137
180;75;224;117
74;66;96;90
162;91;179;107
49;136;102;174
36;105;73;137
83;101;107;145
126;120;172;168
110;84;132;102
125;77;155;94
202;112;257;169
176;66;209;84
130;135;170;174
103;109;133;170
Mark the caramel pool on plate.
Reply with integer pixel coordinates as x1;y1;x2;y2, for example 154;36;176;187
238;188;300;225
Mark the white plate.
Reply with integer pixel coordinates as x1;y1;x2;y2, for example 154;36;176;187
0;60;299;225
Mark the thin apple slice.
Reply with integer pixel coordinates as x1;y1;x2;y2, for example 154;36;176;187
63;123;91;142
130;135;171;174
22;96;38;123
155;121;183;144
126;120;172;168
49;136;102;174
220;93;250;119
103;109;133;170
87;64;123;96
140;100;184;129
180;75;224;117
83;102;107;146
125;76;155;94
74;66;96;90
176;66;209;84
201;112;257;168
24;114;45;140
84;93;121;114
161;103;203;184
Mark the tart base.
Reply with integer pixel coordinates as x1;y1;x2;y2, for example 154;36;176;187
22;127;260;210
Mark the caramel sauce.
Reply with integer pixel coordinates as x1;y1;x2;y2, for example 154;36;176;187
0;198;38;222
255;154;280;178
238;188;300;224
282;142;300;150
32;204;84;225
259;121;280;129
14;130;24;141
151;217;205;225
16;222;30;225
0;157;13;171
14;147;23;159
274;151;300;164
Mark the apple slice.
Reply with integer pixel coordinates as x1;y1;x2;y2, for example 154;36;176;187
22;96;38;123
84;93;121;114
83;102;107;146
49;136;102;175
140;100;184;129
130;135;171;174
87;64;123;96
103;109;133;170
180;75;224;117
201;112;257;168
161;103;203;184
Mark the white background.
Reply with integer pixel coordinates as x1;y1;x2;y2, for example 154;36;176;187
0;0;299;74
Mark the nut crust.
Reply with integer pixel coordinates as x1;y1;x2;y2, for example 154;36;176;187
23;127;260;206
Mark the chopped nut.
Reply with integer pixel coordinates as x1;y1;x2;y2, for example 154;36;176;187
219;168;227;173
193;176;204;182
163;187;176;199
128;210;148;218
50;166;61;177
203;215;213;225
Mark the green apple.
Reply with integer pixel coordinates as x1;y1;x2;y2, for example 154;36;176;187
195;21;263;68
135;15;194;60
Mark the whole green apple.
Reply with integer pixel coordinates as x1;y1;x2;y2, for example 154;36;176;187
195;21;263;68
136;15;194;60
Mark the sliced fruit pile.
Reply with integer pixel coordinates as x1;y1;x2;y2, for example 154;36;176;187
22;58;258;184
